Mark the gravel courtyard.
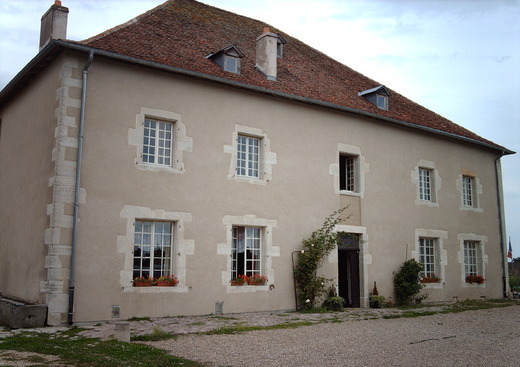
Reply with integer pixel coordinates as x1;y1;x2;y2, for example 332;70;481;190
149;306;520;367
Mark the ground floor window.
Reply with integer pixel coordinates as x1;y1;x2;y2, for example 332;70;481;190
133;220;173;279
232;226;261;279
463;240;482;278
419;237;437;278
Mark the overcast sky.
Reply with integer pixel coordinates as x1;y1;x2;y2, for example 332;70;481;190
1;0;519;257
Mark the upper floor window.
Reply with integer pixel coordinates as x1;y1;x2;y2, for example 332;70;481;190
237;135;260;178
376;94;388;110
358;85;391;111
206;45;244;75
133;220;173;279
419;167;433;201
143;118;173;166
462;175;474;207
339;154;357;192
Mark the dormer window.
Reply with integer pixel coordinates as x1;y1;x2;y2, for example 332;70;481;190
376;94;388;110
206;45;245;74
358;85;391;111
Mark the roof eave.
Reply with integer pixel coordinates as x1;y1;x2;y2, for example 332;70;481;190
1;40;514;156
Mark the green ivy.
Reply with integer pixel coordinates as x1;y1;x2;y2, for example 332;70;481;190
294;208;346;310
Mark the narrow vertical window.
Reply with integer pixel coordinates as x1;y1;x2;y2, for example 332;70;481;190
339;155;357;192
462;175;474;207
231;226;261;279
419;238;436;278
463;240;481;278
143;118;173;166
133;221;173;279
419;168;432;201
237;135;260;178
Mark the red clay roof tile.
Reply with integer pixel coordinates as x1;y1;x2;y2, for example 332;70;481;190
81;0;499;148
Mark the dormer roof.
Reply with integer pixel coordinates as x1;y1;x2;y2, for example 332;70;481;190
358;85;391;97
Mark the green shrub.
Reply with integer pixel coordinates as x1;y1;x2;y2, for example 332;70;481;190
510;275;520;292
393;259;424;305
369;295;386;308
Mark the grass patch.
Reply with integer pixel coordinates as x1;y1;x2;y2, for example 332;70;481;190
0;329;201;367
205;321;314;335
127;316;152;322
131;327;176;342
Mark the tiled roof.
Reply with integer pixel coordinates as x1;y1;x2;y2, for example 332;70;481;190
81;0;497;148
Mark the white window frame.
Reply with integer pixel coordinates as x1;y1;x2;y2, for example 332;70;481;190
237;135;260;178
218;214;279;292
419;238;437;278
463;240;482;278
142;118;173;167
412;161;440;207
129;107;193;174
340;154;357;192
376;94;388;110
133;220;174;279
231;226;262;279
419;167;433;201
458;233;487;287
413;229;447;289
458;173;482;212
225;125;277;185
333;144;367;197
118;205;194;292
224;54;239;73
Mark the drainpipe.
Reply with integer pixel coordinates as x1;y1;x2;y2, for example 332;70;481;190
495;152;508;298
68;51;94;325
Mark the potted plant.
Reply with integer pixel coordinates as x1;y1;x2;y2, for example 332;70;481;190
247;275;268;285
133;276;154;287
369;295;386;308
230;274;248;286
466;274;485;284
156;275;178;286
420;274;442;283
323;296;345;311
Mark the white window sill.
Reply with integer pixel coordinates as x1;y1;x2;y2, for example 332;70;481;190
339;190;361;197
227;285;269;293
123;285;189;293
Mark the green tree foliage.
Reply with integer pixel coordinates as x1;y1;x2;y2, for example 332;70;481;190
294;208;345;310
393;259;424;305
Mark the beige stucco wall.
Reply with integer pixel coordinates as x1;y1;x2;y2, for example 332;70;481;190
0;56;63;303
1;51;507;323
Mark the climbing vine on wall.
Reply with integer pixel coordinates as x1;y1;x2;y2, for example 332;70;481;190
294;208;346;310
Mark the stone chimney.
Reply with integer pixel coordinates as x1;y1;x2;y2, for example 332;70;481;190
256;27;279;81
40;0;69;50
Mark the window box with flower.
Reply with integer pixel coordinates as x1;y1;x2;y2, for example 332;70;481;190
247;275;268;286
466;274;485;284
133;276;155;287
230;274;248;286
420;274;442;283
156;275;179;286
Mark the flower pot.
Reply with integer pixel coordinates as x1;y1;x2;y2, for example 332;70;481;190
156;281;172;286
135;282;152;287
231;280;245;286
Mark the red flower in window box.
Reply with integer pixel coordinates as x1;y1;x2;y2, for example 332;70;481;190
230;274;248;286
465;274;485;284
420;274;442;283
247;275;268;286
157;275;179;286
133;276;154;287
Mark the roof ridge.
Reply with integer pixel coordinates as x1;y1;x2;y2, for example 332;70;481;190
81;0;170;44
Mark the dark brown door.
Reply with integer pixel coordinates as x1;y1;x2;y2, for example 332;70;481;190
338;233;360;307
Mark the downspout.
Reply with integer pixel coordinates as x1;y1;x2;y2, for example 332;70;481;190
495;152;508;298
68;51;94;325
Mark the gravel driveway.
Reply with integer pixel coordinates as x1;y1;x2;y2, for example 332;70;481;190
149;306;520;367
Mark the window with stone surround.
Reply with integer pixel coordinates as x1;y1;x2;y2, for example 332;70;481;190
419;238;438;278
231;226;262;279
129;107;192;174
463;240;482;278
142;118;173;166
418;167;433;201
133;220;174;279
413;161;440;206
339;154;357;192
225;125;276;185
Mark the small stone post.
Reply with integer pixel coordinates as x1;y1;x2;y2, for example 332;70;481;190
114;322;130;342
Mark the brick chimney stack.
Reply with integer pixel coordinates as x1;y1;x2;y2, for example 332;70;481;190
40;0;69;50
256;27;279;81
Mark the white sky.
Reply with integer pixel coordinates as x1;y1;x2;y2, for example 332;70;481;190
1;0;519;257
